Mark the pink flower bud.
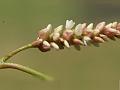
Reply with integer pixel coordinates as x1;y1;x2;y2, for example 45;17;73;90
103;28;119;37
62;30;73;41
93;36;105;43
94;22;106;35
99;34;108;41
95;22;105;30
31;39;43;47
72;39;84;45
38;43;51;52
38;30;49;40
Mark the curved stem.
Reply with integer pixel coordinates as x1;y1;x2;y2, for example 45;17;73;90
0;62;53;81
1;44;33;62
0;43;53;81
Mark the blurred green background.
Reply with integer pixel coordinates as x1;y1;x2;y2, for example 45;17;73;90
0;0;120;90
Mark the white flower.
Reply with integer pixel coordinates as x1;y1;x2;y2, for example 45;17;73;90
46;24;52;31
112;22;117;28
87;23;93;29
74;24;82;36
54;25;63;33
86;23;94;33
83;36;91;46
51;42;59;50
65;20;75;29
40;24;52;33
43;41;50;47
63;40;70;48
51;25;63;41
74;23;86;36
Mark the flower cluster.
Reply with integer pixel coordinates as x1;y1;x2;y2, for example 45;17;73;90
32;20;120;52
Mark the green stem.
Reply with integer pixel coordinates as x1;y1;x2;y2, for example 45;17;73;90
0;43;53;81
1;44;33;62
0;62;53;81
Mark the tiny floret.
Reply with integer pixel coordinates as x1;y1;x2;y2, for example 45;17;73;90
63;40;70;48
51;42;59;50
112;22;117;28
43;41;50;47
83;36;91;46
95;22;105;30
46;24;52;32
54;25;63;33
74;24;83;36
65;20;75;29
87;23;93;29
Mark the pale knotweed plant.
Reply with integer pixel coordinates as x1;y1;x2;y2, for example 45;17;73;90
0;20;120;81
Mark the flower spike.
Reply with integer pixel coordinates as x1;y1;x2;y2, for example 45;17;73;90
32;20;120;52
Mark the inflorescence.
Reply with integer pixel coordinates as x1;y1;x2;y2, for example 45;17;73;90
1;20;120;80
32;20;120;52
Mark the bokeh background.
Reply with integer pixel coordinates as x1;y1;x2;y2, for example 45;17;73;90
0;0;120;90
